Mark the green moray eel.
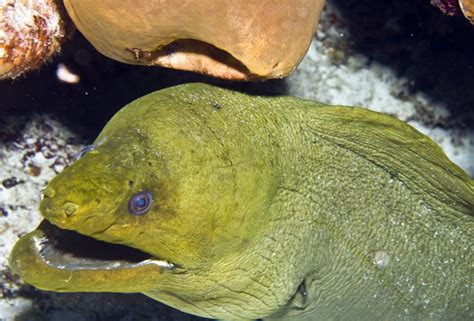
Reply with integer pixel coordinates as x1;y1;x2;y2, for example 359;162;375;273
9;83;473;320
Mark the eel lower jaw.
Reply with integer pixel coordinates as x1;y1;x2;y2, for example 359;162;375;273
9;220;182;293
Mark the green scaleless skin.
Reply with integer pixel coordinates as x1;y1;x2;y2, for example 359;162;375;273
9;83;474;320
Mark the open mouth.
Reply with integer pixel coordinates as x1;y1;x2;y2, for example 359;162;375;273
34;220;177;271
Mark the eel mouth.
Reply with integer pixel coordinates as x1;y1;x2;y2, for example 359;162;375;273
30;220;177;271
9;220;180;292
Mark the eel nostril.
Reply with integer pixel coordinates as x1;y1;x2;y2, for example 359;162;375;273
41;186;56;200
63;202;78;217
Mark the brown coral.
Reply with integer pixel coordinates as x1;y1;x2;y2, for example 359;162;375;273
63;0;325;80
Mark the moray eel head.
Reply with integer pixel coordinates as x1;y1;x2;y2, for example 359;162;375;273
10;117;189;293
9;84;279;319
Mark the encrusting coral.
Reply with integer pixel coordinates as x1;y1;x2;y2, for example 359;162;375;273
0;0;66;79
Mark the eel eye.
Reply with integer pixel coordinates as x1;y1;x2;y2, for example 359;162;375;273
75;145;95;160
128;191;153;215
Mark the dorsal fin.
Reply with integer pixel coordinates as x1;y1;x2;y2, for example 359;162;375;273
308;106;473;217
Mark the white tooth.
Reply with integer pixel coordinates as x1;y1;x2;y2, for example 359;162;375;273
33;236;48;253
33;236;43;253
135;259;175;269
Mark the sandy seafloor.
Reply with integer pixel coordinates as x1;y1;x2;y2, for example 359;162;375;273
0;1;473;320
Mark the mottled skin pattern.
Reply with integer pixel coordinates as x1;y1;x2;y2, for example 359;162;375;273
9;83;473;320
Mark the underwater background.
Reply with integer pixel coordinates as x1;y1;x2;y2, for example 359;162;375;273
0;0;473;320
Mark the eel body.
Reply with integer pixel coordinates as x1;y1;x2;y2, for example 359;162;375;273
9;83;473;320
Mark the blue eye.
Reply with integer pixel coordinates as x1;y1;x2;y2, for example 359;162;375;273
135;198;146;207
75;145;95;160
128;191;153;215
